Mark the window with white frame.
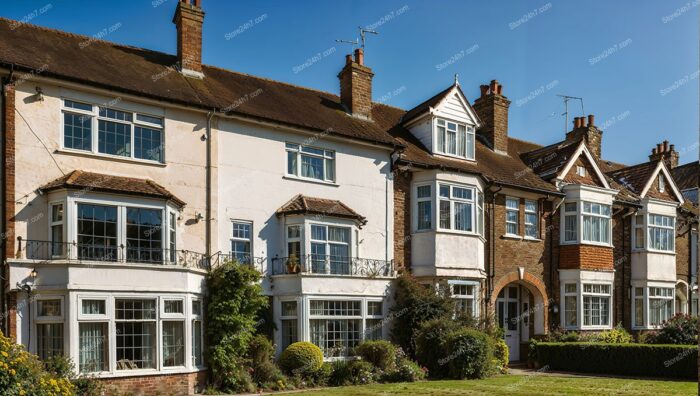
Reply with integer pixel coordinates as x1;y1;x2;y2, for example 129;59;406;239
78;297;108;373
477;192;484;236
658;174;665;193
634;288;644;328
563;202;578;242
435;118;475;160
576;166;586;177
77;203;119;261
416;185;432;230
524;200;538;238
36;298;64;360
162;299;185;368
310;225;350;274
648;214;675;252
115;299;157;370
563;283;577;328
286;225;302;259
191;300;203;367
439;184;476;232
50;203;65;256
231;221;252;263
505;197;519;235
286;143;335;182
582;202;611;244
280;300;299;350
451;282;477;317
62;99;164;162
309;300;362;357
634;214;645;249
126;208;163;263
582;284;611;327
649;287;674;326
365;301;384;340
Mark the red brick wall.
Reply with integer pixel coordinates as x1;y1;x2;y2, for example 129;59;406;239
559;244;614;270
338;61;374;119
101;370;207;396
612;212;632;329
175;2;205;74
473;92;510;153
392;169;411;271
562;155;604;187
645;172;677;202
5;291;17;341
3;81;15;259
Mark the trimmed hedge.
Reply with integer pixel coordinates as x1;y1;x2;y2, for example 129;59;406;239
534;342;697;379
279;342;324;376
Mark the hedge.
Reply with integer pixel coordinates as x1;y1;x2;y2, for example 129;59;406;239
533;342;697;379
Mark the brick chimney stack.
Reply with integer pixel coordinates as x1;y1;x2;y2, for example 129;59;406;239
649;140;679;168
473;80;511;154
566;114;603;158
173;0;205;78
338;48;374;120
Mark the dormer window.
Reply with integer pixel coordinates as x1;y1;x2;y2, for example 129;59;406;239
435;119;475;160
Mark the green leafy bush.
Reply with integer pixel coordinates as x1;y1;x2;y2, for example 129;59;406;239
597;323;633;344
443;328;495;379
535;342;697;379
492;338;509;373
329;359;376;386
414;318;460;378
279;342;324;377
308;362;333;387
648;314;699;345
207;260;268;393
380;357;426;383
354;340;397;371
0;331;74;395
44;355;103;396
247;335;284;386
390;275;453;357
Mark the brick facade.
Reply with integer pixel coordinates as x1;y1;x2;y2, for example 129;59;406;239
473;80;510;153
2;80;15;259
101;370;207;396
565;116;603;158
174;0;205;74
392;169;411;271
559;245;615;270
612;212;632;328
338;49;374;119
562;155;604;187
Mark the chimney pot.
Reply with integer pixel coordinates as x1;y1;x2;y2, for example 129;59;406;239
489;80;498;94
657;143;663;153
587;114;595;127
670;144;675;151
652;148;657;155
574;117;581;129
479;85;489;97
354;48;364;66
473;80;510;153
345;54;352;65
496;84;503;95
663;140;669;152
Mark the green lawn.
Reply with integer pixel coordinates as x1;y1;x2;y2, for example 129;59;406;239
292;375;697;395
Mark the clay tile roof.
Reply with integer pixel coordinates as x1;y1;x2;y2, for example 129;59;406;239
0;17;399;148
520;138;582;179
672;162;699;191
607;161;660;196
276;194;366;224
39;170;186;207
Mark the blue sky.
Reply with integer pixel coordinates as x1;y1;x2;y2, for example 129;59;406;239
3;0;698;165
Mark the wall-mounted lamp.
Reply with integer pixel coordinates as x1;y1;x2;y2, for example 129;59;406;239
34;86;44;102
16;268;37;293
195;212;204;222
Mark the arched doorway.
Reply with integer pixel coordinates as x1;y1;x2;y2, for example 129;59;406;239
675;280;688;314
491;270;549;362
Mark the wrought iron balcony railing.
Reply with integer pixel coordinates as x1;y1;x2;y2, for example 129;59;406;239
208;252;266;273
17;238;209;270
270;255;394;277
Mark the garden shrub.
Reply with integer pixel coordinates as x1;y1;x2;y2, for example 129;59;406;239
390;275;454;357
207;260;268;393
648;314;698;345
329;359;376;386
278;342;324;377
414;318;460;378
380;357;427;383
534;342;697;379
308;362;333;387
492;338;509;373
0;331;74;395
44;355;103;396
354;340;397;371
247;335;284;386
597;323;633;344
443;328;494;379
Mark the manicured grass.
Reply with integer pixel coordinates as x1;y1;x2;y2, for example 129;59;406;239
293;374;697;395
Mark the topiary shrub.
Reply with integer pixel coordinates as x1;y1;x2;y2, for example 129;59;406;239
492;338;509;373
414;318;459;378
354;340;397;371
0;331;74;395
442;328;495;379
597;323;633;344
247;335;284;387
648;314;699;345
390;275;454;357
279;342;324;377
207;260;268;393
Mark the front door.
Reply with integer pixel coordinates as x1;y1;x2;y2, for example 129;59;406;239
497;285;520;361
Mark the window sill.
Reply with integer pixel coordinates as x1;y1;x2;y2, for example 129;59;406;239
523;236;543;242
436;229;481;237
501;234;522;240
636;249;677;256
55;148;166;167
282;175;338;187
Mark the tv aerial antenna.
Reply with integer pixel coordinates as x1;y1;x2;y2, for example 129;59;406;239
557;94;585;132
359;26;378;48
335;27;379;51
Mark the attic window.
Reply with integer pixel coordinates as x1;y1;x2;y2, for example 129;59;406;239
576;166;586;177
658;174;665;193
435;119;475;160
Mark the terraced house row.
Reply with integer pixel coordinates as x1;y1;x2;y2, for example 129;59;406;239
0;0;698;393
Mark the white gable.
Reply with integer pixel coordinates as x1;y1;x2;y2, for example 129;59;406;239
639;161;685;203
433;88;480;126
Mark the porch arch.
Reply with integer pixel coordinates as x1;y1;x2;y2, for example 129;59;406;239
491;270;550;335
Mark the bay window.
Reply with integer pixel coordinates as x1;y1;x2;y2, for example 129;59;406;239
192;300;203;367
36;298;64;361
633;286;675;328
582;284;611;327
439;184;475;232
505;197;519;235
161;299;185;368
563;203;578;242
280;300;299;350
115;299;157;370
77;204;118;261
310;225;350;274
309;300;362;357
61;99;164;162
648;214;675;252
582;202;611;244
50;203;65;256
633;215;645;249
78;297;108;373
286;143;335;182
126;208;163;263
416;185;432;231
435;118;475;160
451;282;477;317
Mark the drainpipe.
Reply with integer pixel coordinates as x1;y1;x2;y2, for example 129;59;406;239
205;111;214;259
621;208;635;328
1;65;15;334
489;184;503;300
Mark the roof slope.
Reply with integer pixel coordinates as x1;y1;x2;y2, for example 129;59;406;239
0;18;399;147
672;162;699;191
276;195;366;224
39;170;185;206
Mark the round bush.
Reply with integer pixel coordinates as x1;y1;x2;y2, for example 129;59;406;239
443;328;494;379
414;318;459;378
278;342;324;376
354;340;397;371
